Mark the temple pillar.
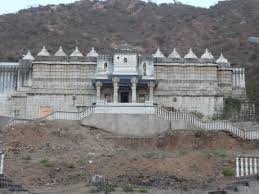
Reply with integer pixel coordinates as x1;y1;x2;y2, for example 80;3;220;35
131;77;138;103
95;81;103;101
148;81;155;102
112;77;120;103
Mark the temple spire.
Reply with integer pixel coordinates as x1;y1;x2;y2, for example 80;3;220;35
168;48;181;58
152;48;165;58
70;46;83;57
184;48;198;59
37;46;50;57
87;47;99;57
201;48;214;59
22;51;35;60
54;46;67;57
216;53;229;64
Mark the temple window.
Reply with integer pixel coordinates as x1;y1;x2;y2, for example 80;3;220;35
104;62;108;71
143;63;147;76
124;58;128;63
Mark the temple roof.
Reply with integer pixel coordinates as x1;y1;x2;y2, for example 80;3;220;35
152;48;165;58
87;47;99;57
168;48;181;58
184;48;198;59
37;46;50;57
216;53;229;64
70;46;83;57
201;49;214;59
23;51;35;60
54;46;67;57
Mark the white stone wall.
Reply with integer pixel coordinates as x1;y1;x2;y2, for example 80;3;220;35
113;53;138;75
154;95;223;117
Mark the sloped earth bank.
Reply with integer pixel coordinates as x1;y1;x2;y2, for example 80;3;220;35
0;121;258;193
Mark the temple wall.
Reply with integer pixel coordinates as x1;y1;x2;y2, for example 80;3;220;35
232;68;246;98
217;69;233;97
154;64;219;96
0;65;18;116
32;63;96;90
154;95;223;118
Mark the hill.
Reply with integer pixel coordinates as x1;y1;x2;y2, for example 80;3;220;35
0;0;259;116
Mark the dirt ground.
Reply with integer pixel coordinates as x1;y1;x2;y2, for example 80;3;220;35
0;120;258;193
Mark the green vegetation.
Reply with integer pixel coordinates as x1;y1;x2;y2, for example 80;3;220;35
89;183;116;193
191;111;204;119
40;158;54;167
21;155;31;161
204;149;226;158
222;167;235;177
122;184;134;192
142;151;160;159
247;80;259;121
137;188;148;193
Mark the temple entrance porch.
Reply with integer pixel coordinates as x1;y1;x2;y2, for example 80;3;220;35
94;76;155;104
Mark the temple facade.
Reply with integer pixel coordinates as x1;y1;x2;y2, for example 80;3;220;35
0;44;253;119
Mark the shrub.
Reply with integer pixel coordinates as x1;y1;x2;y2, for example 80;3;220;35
191;111;204;119
222;167;234;177
137;188;148;193
122;184;134;192
22;155;31;161
143;152;160;159
40;158;54;167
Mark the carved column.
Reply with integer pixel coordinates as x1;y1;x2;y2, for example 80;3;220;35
148;81;155;102
95;81;103;101
112;77;120;103
131;77;138;103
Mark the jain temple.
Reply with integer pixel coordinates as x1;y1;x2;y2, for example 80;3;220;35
0;44;255;120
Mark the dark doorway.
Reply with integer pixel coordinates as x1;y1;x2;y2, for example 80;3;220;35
121;93;129;103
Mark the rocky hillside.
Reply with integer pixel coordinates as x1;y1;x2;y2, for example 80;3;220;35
0;0;259;115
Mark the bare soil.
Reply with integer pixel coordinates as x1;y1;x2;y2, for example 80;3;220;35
0;120;258;193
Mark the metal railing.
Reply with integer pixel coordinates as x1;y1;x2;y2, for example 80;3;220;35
155;106;259;140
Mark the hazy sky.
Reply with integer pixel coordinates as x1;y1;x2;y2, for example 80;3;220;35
0;0;221;14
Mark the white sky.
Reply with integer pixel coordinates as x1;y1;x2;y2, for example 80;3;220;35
0;0;221;14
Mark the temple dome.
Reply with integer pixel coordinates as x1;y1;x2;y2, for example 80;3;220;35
184;48;198;59
201;49;214;59
23;51;35;60
70;46;83;57
152;48;165;58
87;47;99;57
54;46;67;57
216;53;229;64
168;48;181;58
37;46;50;57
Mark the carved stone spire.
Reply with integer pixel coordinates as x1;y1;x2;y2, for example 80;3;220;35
201;49;214;59
37;46;50;57
152;48;165;58
70;46;83;57
54;46;67;57
168;48;181;58
184;48;198;59
216;53;229;64
87;47;99;57
22;51;35;60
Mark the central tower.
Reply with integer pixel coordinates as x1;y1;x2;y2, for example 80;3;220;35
113;44;138;75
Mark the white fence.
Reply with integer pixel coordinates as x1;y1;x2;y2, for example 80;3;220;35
4;105;259;140
236;157;258;178
155;106;259;140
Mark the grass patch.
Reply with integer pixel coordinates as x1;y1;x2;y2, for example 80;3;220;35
204;149;226;158
40;158;54;167
142;152;160;159
21;155;31;161
222;167;234;177
177;149;188;157
137;188;148;193
122;184;134;192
